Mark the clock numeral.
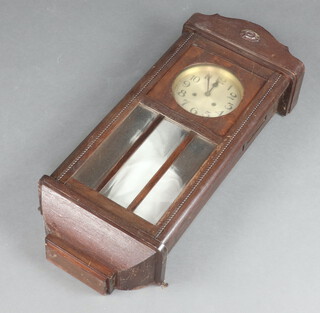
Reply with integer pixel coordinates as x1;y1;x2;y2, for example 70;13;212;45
204;111;211;117
190;107;198;115
215;110;224;116
218;77;227;85
227;85;233;91
183;80;191;87
228;92;237;100
225;102;234;110
181;99;189;106
189;75;200;83
178;90;187;97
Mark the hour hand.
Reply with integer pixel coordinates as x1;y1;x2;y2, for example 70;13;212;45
205;79;219;96
205;74;211;94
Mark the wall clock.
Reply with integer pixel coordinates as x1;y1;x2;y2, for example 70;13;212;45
38;13;304;294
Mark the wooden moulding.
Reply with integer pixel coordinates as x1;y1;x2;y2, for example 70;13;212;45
38;13;304;294
46;235;116;294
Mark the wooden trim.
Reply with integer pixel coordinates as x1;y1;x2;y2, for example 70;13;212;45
142;96;223;143
95;115;164;192
127;132;195;212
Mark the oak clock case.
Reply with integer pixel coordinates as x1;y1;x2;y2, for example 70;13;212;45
38;14;304;294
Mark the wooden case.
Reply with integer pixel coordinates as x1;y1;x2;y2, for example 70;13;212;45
38;14;304;294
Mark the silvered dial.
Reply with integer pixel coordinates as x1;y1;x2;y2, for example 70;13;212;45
172;64;244;118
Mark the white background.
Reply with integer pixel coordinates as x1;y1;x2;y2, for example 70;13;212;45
1;1;319;312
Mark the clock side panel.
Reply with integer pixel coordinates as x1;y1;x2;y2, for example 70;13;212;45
154;73;290;249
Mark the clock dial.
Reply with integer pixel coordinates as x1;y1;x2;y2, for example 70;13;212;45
172;64;244;118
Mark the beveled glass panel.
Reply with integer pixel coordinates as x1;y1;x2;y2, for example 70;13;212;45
134;136;215;224
73;106;157;189
100;119;187;208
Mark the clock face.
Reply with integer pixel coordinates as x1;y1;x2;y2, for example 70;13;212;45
172;64;244;118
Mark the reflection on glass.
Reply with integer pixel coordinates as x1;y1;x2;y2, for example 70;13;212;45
134;136;214;224
73;106;157;189
100;119;187;208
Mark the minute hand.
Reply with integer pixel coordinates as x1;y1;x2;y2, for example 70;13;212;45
205;79;219;96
